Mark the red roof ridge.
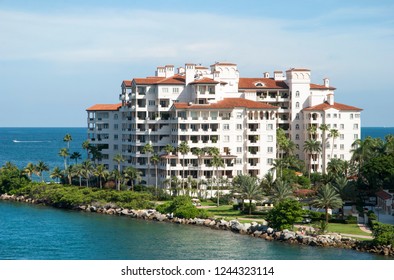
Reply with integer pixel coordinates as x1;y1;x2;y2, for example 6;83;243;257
86;103;122;111
303;101;362;111
174;98;277;110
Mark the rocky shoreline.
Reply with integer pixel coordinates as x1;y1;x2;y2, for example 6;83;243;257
2;193;393;257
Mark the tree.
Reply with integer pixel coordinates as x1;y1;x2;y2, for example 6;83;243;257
74;164;84;187
163;144;175;155
63;134;72;149
58;148;69;170
151;153;160;197
142;143;154;186
81;160;94;187
178;141;190;194
23;162;35;180
123;166;141;191
261;172;275;195
113;153;125;191
233;175;262;214
319;124;329;173
64;165;75;185
211;154;224;207
266;199;303;230
312;183;343;223
50;167;63;183
191;147;204;194
271;179;294;205
70;152;82;165
94;164;109;189
303;139;322;178
35;161;49;182
329;129;339;158
82;140;90;159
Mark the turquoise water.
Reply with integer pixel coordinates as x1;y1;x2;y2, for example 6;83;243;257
0;200;384;260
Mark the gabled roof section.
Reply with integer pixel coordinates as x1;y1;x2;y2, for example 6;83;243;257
174;98;277;110
133;77;162;85
133;74;185;85
310;83;336;90
303;102;362;111
376;190;392;200
122;80;132;87
86;103;122;111
189;77;219;85
239;78;288;89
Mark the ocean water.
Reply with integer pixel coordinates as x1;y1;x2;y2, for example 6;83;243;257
361;127;394;139
0;200;385;260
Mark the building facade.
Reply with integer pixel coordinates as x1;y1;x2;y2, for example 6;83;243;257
86;62;362;187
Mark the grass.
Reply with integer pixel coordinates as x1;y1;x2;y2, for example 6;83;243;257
327;223;371;236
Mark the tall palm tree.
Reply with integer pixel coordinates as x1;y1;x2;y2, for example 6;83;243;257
50;167;63;183
192;147;204;195
312;183;343;223
261;172;275;195
151;153;160;197
74;164;84;187
123;166;141;191
23;162;35;180
307;125;317;140
63;134;72;149
178;141;190;194
142;143;154;186
351;136;376;175
113;153;125;191
64;165;75;185
211;154;224;206
81;160;94;187
319;124;329;173
163;144;175;155
82;140;90;159
94;164;109;189
70;152;82;164
35;161;49;182
303;139;322;178
330;129;339;158
58;148;69;170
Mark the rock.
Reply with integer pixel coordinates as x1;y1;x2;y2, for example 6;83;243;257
121;209;131;216
90;206;97;212
267;227;274;235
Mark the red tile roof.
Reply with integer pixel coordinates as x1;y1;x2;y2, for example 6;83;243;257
239;78;288;89
133;77;163;85
310;83;336;90
376;190;392;200
133;74;185;85
122;80;132;87
174;98;277;110
86;103;122;111
286;68;311;72
190;77;219;85
303;101;362;111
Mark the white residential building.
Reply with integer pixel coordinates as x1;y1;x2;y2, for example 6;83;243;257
86;62;361;186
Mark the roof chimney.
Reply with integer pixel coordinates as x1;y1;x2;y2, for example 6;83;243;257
327;93;334;105
323;78;329;88
263;72;270;78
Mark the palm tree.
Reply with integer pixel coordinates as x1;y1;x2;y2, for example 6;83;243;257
142;143;154;186
330;129;339;158
113;153;125;191
35;161;49;182
151;153;160;197
312;183;343;223
82;140;90;159
351;137;376;175
74;164;84;186
271;179;294;205
178;141;190;194
50;167;63;183
303;139;322;178
261;172;275;195
191;147;204;194
211;154;224;206
233;175;261;214
58;148;69;170
23;162;35;180
319;124;329;173
64;165;75;185
123;166;141;191
307;125;317;140
326;158;346;178
94;164;109;189
81;160;94;187
70;152;82;164
63;134;72;149
163;144;175;155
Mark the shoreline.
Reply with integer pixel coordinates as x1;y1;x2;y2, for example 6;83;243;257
1;193;393;258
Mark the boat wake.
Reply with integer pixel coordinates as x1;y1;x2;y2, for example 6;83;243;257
13;140;51;143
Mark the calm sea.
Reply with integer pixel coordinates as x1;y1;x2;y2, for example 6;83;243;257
0;127;393;260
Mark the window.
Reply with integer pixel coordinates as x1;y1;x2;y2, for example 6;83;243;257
114;114;118;120
353;124;359;129
267;147;273;153
266;124;273;130
340;144;344;150
267;158;273;165
295;134;300;140
114;124;118;130
340;134;344;140
350;114;354;119
327;114;331;118
354;134;358;139
236;147;242;153
340;154;344;160
333;124;337;128
224;135;230;142
295;113;300;120
114;144;118;150
223;124;229;130
236;112;242;119
340;124;344;129
114;134;118;140
235;158;242;164
296;91;300;97
162;88;168;93
295;124;300;130
236;124;242;130
296;102;300;108
355;114;360;118
267;135;273;142
237;135;242;142
148;100;155;106
333;113;338;118
173;88;179;93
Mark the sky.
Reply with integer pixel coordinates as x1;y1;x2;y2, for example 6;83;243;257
0;0;393;127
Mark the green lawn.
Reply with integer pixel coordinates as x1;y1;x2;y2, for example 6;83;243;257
327;223;371;236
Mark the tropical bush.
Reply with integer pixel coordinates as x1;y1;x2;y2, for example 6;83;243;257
372;222;394;246
156;196;210;219
266;199;303;230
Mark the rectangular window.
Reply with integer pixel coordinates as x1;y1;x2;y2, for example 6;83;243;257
173;88;179;93
340;124;344;129
223;124;230;130
235;158;242;164
148;100;155;106
236;124;242;130
353;124;359;129
340;154;344;160
355;114;360;118
236;112;242;119
236;147;242;153
237;135;242;142
354;134;358;139
333;113;338;118
327;114;331;118
114;144;118;150
267;135;273;142
333;124;337;128
162;88;168;93
267;147;273;153
340;134;344;140
224;135;230;142
350;114;354;119
340;144;344;150
266;124;273;130
267;158;273;165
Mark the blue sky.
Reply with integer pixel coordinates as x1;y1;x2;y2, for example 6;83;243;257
0;0;393;127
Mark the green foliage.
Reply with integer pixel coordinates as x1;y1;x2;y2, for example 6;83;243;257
0;163;30;194
372;222;394;246
155;196;210;219
266;199;303;230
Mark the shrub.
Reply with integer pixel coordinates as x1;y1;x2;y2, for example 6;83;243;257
373;222;394;246
155;196;210;219
266;199;303;230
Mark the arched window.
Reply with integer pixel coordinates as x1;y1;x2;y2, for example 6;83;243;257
295;124;300;130
296;91;300;97
295;134;300;140
114;114;118;120
296;102;300;108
